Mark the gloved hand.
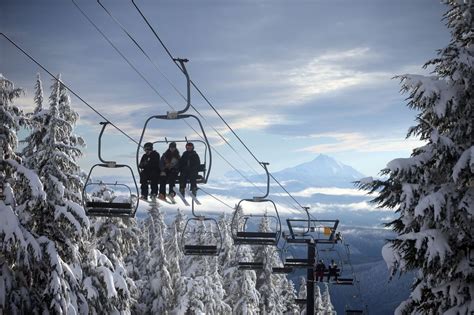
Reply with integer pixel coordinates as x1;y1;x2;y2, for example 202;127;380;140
160;171;166;176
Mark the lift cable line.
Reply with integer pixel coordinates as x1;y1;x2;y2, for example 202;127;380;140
0;33;138;147
0;34;240;212
71;0;269;199
131;0;310;212
95;0;304;215
96;0;267;191
73;1;303;215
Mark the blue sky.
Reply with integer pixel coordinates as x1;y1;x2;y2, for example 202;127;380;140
2;0;449;179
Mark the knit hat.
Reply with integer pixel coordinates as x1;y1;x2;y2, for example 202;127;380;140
169;142;177;148
144;142;153;150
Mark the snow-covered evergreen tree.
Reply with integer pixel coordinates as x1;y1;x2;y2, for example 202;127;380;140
91;183;140;313
165;212;186;312
227;245;260;314
254;214;285;314
22;73;48;171
13;74;131;314
320;283;335;315
0;74;43;314
136;201;174;314
358;2;473;313
314;285;324;314
218;212;260;314
280;277;299;315
127;219;151;314
149;205;174;314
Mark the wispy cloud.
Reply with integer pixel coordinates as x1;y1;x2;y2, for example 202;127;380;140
296;132;425;154
310;201;388;212
233;47;392;108
290;187;371;198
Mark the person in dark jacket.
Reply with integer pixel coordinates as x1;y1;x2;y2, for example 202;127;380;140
138;142;160;200
327;259;339;282
179;142;200;196
159;142;180;199
314;259;326;282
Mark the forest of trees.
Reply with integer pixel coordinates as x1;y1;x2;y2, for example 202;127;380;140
2;1;472;314
0;73;336;314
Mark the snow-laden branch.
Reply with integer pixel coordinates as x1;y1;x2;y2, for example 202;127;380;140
6;159;45;200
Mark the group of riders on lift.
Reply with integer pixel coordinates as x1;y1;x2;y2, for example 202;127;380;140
314;259;339;282
138;141;200;201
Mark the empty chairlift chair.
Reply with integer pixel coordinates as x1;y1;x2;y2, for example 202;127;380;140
231;162;282;246
83;122;139;217
181;198;223;256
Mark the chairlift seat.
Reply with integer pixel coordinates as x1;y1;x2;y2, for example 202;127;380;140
87;208;133;217
86;201;133;209
346;310;364;315
233;238;277;245
237;231;277;238
184;245;218;256
284;258;312;267
238;262;264;270
294;299;307;304
234;232;279;245
335;278;354;285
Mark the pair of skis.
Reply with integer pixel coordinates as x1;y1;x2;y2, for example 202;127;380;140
175;188;201;206
140;188;200;207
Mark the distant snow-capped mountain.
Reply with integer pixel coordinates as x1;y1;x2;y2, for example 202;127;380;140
272;154;365;188
226;154;365;189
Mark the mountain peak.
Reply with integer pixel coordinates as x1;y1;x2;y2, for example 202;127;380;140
274;154;365;188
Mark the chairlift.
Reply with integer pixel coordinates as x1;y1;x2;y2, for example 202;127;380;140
136;59;212;186
83;122;139;217
231;162;282;246
181;198;222;256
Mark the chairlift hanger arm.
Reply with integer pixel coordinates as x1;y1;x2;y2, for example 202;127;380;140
172;58;191;115
98;121;115;165
253;162;270;200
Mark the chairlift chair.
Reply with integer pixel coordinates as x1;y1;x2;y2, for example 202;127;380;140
231;162;282;246
181;198;223;256
136;59;212;187
82;122;139;217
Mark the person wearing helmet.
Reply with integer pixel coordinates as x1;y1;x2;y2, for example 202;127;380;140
159;142;180;200
138;142;160;200
179;142;200;196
